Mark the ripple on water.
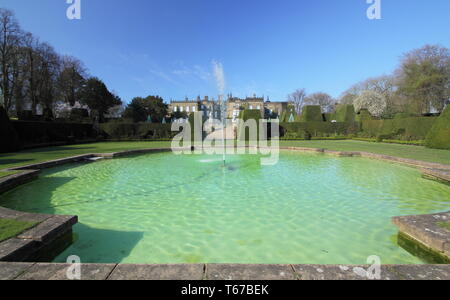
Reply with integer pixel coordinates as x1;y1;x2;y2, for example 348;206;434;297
0;151;449;264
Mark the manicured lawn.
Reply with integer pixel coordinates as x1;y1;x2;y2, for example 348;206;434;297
0;141;172;170
0;218;38;242
279;140;450;165
0;140;449;171
0;170;20;178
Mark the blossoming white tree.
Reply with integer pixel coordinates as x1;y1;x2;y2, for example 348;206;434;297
353;90;387;118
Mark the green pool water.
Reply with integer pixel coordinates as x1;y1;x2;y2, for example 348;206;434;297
1;150;449;264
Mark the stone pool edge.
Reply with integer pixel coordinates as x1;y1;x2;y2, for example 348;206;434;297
0;207;77;262
0;146;449;276
392;211;450;263
1;262;449;280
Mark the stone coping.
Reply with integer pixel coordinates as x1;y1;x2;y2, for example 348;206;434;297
421;168;450;184
0;170;40;195
0;263;449;280
0;207;77;262
278;146;450;170
392;211;450;261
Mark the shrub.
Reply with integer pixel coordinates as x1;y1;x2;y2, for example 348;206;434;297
323;113;336;122
425;106;450;149
237;109;263;141
336;104;356;123
301;106;323;122
12;120;96;146
394;112;417;119
70;108;89;122
356;109;372;122
280;121;359;138
0;106;21;153
100;122;174;140
361;117;437;141
188;112;206;142
17;110;33;121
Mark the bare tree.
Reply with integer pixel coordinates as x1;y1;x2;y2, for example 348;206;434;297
35;42;61;118
287;88;307;114
304;92;334;113
57;55;87;106
0;8;23;113
22;32;40;114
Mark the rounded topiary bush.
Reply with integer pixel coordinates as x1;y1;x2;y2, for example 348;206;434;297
0;106;21;153
425;106;450;150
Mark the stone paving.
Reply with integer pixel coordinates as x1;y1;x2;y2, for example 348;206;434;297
0;263;449;280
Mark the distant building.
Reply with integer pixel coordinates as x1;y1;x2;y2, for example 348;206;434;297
169;94;290;122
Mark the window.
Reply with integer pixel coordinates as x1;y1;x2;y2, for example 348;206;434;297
192;106;196;112
257;105;260;110
174;106;178;112
186;106;190;112
180;106;184;112
249;105;253;109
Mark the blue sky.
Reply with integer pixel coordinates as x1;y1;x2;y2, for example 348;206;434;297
2;0;450;104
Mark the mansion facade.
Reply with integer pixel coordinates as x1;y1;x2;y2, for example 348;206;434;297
169;94;290;122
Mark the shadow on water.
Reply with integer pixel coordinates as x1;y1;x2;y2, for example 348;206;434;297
0;165;144;263
53;223;144;263
0;176;76;214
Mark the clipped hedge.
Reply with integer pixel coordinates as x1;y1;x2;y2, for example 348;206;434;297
361;117;437;141
323;113;336;122
0;107;21;153
100;122;175;139
394;112;417;119
336;104;356;123
12;121;96;146
280;122;360;139
301;105;323;122
425;106;450;149
237;109;263;140
356;109;372;122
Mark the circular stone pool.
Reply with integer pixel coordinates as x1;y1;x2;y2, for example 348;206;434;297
1;150;449;264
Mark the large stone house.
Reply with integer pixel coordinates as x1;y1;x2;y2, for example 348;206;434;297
169;95;289;122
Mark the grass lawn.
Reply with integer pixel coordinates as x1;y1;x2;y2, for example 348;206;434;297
279;140;450;165
0;141;172;170
0;170;20;178
0;218;38;242
0;140;449;171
